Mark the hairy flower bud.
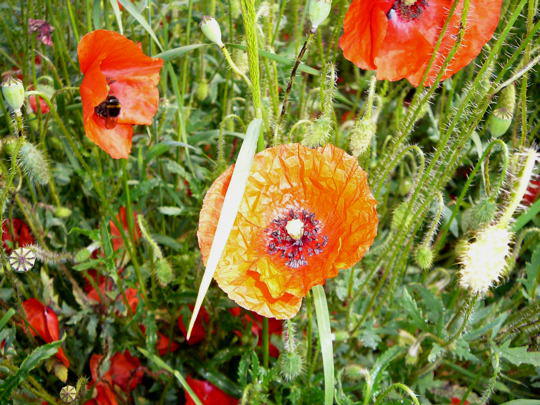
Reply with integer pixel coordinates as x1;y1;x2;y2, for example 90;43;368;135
55;206;72;219
488;84;515;137
200;16;224;48
308;0;332;31
415;245;433;270
2;76;25;113
459;225;512;294
18;141;51;185
461;198;497;232
279;351;304;381
196;80;209;101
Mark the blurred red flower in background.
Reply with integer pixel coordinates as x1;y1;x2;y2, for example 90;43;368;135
522;178;539;206
110;206;141;251
89;351;144;394
28;19;54;46
2;218;35;254
21;299;70;367
450;398;470;405
340;0;502;86
178;305;210;345
77;30;163;158
29;94;50;114
84;382;118;405
185;377;238;405
230;307;283;358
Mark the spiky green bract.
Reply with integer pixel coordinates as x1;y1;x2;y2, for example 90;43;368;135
461;198;497;232
350;119;376;157
414;245;433;270
17;141;51;185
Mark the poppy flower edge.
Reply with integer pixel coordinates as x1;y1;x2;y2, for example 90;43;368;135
198;144;378;319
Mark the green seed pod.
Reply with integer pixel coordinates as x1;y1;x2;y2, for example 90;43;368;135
279;351;304;381
2;76;25;112
461;198;497;232
196;80;209;101
9;247;36;273
60;385;77;403
415;245;433;270
488;84;515;137
18;141;51;185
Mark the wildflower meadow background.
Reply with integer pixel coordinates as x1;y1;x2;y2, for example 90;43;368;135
0;0;539;404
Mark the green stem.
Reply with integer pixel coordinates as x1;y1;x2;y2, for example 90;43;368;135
262;317;269;368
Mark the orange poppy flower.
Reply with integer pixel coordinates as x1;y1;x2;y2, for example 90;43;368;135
22;298;70;367
110;206;141;251
198;144;378;319
77;30;163;159
339;0;502;86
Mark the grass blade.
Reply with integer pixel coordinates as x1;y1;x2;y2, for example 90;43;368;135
154;44;209;61
313;285;335;405
0;308;16;330
108;0;123;34
186;118;262;339
117;0;163;51
139;347;202;405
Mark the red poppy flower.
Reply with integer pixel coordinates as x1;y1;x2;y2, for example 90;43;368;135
21;299;70;367
198;144;378;319
522;178;539;206
89;351;144;393
230;307;282;357
77;30;163;159
84;269;114;303
185;377;239;405
139;324;180;355
2;218;34;254
28;19;54;46
178;305;210;345
29;94;50;114
340;0;502;86
110;206;141;251
450;398;470;405
84;382;118;405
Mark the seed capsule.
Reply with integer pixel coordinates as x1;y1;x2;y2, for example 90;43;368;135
2;76;25;113
9;247;36;273
59;385;77;403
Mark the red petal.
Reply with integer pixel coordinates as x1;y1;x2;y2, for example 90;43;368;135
178;306;209;345
22;299;49;339
109;351;144;392
185;377;239;405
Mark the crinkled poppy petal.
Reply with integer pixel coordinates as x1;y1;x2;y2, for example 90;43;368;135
89;353;106;383
339;0;391;70
157;332;180;355
178;305;209;344
22;299;48;339
407;0;502;86
109;351;143;392
84;113;133;159
198;144;378;319
108;77;160;125
185;377;239;405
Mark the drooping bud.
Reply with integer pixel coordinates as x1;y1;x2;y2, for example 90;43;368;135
2;76;25;113
461;198;497;232
488;84;515;137
18;141;51;185
350;118;376;157
459;225;512;294
415;245;433;270
54;363;68;383
9;247;37;273
391;201;411;231
54;206;72;219
200;16;224;48
196;80;209;101
308;0;331;32
278;351;304;381
59;385;77;403
156;257;174;286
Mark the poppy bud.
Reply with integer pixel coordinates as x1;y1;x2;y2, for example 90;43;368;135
9;247;36;273
350;118;376;157
54;363;68;383
59;385;77;403
488;84;515;137
200;16;224;48
415;245;433;270
391;202;411;231
461;198;497;232
279;351;304;381
18;141;51;186
233;49;249;74
156;257;173;286
406;341;421;365
54;206;72;219
308;0;332;32
196;80;209;101
399;179;412;196
1;76;25;113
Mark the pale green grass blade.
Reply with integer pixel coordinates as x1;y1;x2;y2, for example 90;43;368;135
108;0;123;34
154;44;209;61
313;285;335;405
186;118;262;339
139;348;202;405
0;308;15;330
117;0;163;51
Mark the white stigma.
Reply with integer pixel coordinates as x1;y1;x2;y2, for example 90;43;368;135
286;219;305;240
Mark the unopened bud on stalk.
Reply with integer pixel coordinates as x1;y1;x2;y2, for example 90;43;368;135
488;84;515;137
415;245;433;270
461;198;497;232
18;141;51;185
2;76;25;113
350;118;376;157
54;206;72;219
200;16;224;48
308;0;332;32
196;80;209;101
279;351;304;380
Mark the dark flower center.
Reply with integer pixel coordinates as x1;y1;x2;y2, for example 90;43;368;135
266;208;328;269
389;0;428;21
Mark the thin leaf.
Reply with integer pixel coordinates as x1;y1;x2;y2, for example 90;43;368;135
154;44;209;60
0;309;15;330
108;0;123;34
117;0;163;52
139;347;202;405
513;198;540;232
500;401;540;405
0;340;62;400
228;44;320;76
313;285;335;405
186;119;262;339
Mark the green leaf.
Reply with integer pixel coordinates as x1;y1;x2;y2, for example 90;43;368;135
513;197;540;232
0;309;16;330
139;347;202;405
107;0;123;34
158;206;183;216
186;119;262;339
228;44;320;76
401;288;428;330
154;44;209;60
117;0;163;51
0;340;62;401
313;285;335;405
499;344;540;367
500;401;540;405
